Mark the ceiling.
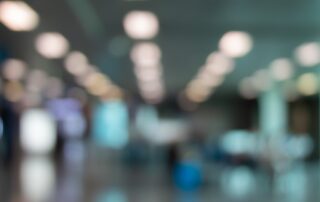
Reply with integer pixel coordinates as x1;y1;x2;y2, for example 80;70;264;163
1;0;320;99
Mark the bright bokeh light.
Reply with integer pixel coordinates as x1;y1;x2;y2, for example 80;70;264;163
21;157;55;202
140;85;165;103
270;58;294;81
123;11;159;39
206;52;235;75
296;73;318;96
2;59;27;80
197;70;224;88
131;42;161;67
20;109;57;154
294;42;320;67
64;51;89;76
131;42;165;103
0;1;39;31
81;72;114;97
35;32;69;59
219;31;253;58
83;72;110;88
134;66;162;82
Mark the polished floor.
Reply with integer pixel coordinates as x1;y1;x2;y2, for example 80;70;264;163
0;141;319;202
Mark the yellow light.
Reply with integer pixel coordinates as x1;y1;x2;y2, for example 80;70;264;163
185;81;211;103
0;1;39;31
35;32;69;59
123;11;159;39
297;73;318;96
101;86;124;100
294;42;320;67
82;72;110;89
2;58;27;80
219;31;253;58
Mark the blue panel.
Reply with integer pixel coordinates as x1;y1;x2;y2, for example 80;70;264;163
92;101;129;149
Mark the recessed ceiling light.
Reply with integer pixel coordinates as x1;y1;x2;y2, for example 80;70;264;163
123;11;159;39
35;32;69;59
0;1;39;31
294;42;320;67
219;31;253;58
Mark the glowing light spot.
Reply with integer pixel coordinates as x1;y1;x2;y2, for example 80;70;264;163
270;58;294;81
2;59;27;80
0;1;39;31
205;52;235;75
21;157;55;202
64;51;89;76
20;109;57;154
123;11;159;39
294;42;320;67
35;32;69;59
130;42;161;67
219;31;253;58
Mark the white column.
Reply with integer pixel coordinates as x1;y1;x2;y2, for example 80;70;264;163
259;83;287;136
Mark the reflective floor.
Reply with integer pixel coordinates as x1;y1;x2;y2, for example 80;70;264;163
1;141;319;202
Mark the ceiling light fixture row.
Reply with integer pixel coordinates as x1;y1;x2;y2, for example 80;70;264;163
182;31;253;104
239;40;320;100
124;10;165;104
